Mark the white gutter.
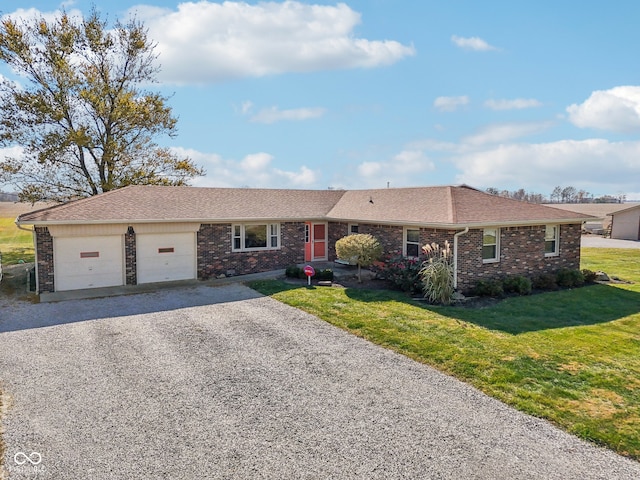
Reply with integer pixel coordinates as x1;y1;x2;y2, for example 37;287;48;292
453;227;469;290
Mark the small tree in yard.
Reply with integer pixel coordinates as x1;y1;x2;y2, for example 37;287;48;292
420;241;455;305
335;234;382;283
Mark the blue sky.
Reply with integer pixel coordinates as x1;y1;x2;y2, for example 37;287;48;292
2;1;640;199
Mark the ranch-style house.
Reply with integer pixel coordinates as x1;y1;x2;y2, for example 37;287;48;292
16;184;593;295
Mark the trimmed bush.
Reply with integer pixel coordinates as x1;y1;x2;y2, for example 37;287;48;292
474;279;504;297
556;268;585;288
377;255;423;294
533;274;558;291
315;268;334;281
581;269;597;283
286;265;302;278
335;234;382;283
503;276;532;296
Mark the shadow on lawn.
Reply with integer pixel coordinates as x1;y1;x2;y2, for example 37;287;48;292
343;283;640;335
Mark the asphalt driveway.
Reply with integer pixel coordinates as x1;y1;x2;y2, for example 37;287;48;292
1;284;639;479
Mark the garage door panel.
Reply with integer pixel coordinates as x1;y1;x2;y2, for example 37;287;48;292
54;236;124;291
137;233;196;284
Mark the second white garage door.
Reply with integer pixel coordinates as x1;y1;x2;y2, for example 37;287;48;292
137;232;196;284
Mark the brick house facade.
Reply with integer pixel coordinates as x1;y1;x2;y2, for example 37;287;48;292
20;185;592;295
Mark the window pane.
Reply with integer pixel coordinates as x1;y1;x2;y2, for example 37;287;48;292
545;225;556;241
406;243;419;257
245;225;267;248
482;245;497;260
350;224;359;234
406;229;420;243
545;240;556;254
483;229;497;245
234;238;241;250
234;225;241;236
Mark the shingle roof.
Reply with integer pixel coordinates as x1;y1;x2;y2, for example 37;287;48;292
16;184;594;226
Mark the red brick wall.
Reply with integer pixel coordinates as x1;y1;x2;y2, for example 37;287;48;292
197;222;306;279
456;223;582;292
34;226;54;293
328;222;582;293
124;226;137;285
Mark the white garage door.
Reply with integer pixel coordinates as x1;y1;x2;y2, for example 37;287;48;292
137;232;196;284
54;235;124;291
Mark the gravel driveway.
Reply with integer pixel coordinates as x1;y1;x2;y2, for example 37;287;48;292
1;284;639;479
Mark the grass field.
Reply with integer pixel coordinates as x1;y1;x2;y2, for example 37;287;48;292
0;217;34;265
251;247;640;460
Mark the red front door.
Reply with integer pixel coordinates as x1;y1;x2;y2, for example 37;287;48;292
313;223;327;260
304;222;327;261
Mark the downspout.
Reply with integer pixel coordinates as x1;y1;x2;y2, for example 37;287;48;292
453;227;469;290
15;218;37;292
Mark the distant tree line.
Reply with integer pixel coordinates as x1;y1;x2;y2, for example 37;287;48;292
0;191;18;201
485;186;626;204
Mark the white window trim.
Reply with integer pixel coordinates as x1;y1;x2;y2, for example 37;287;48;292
544;224;560;257
403;227;421;258
348;223;359;235
482;227;500;264
232;223;281;252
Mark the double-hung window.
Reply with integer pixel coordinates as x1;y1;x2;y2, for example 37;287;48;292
404;228;420;258
482;228;499;263
233;223;280;251
545;225;559;256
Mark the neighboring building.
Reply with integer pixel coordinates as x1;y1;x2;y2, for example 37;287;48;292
16;185;593;295
610;204;640;240
544;202;640;234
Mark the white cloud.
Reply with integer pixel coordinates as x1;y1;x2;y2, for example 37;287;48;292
450;139;640;193
356;149;435;187
462;121;552;146
173;147;318;188
567;86;640;133
451;35;498;51
249;106;327;124
484;98;542;110
434;95;469;112
130;1;415;84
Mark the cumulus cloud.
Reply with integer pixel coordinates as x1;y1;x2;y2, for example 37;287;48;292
484;98;542;110
434;95;469;112
173;147;318;188
567;86;640;133
451;139;640;193
356;149;435;187
462;121;552;146
129;1;415;84
451;35;498;51
249;106;327;124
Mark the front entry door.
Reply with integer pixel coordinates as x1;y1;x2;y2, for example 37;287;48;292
305;222;327;261
312;223;327;261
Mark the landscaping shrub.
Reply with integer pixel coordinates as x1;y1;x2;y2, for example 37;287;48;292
556;268;585;288
532;273;558;291
420;242;455;305
335;233;382;283
285;265;302;278
315;268;334;281
581;269;597;283
377;255;422;294
502;276;532;296
473;279;504;297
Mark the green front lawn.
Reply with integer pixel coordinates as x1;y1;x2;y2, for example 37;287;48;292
0;217;34;265
251;247;640;460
